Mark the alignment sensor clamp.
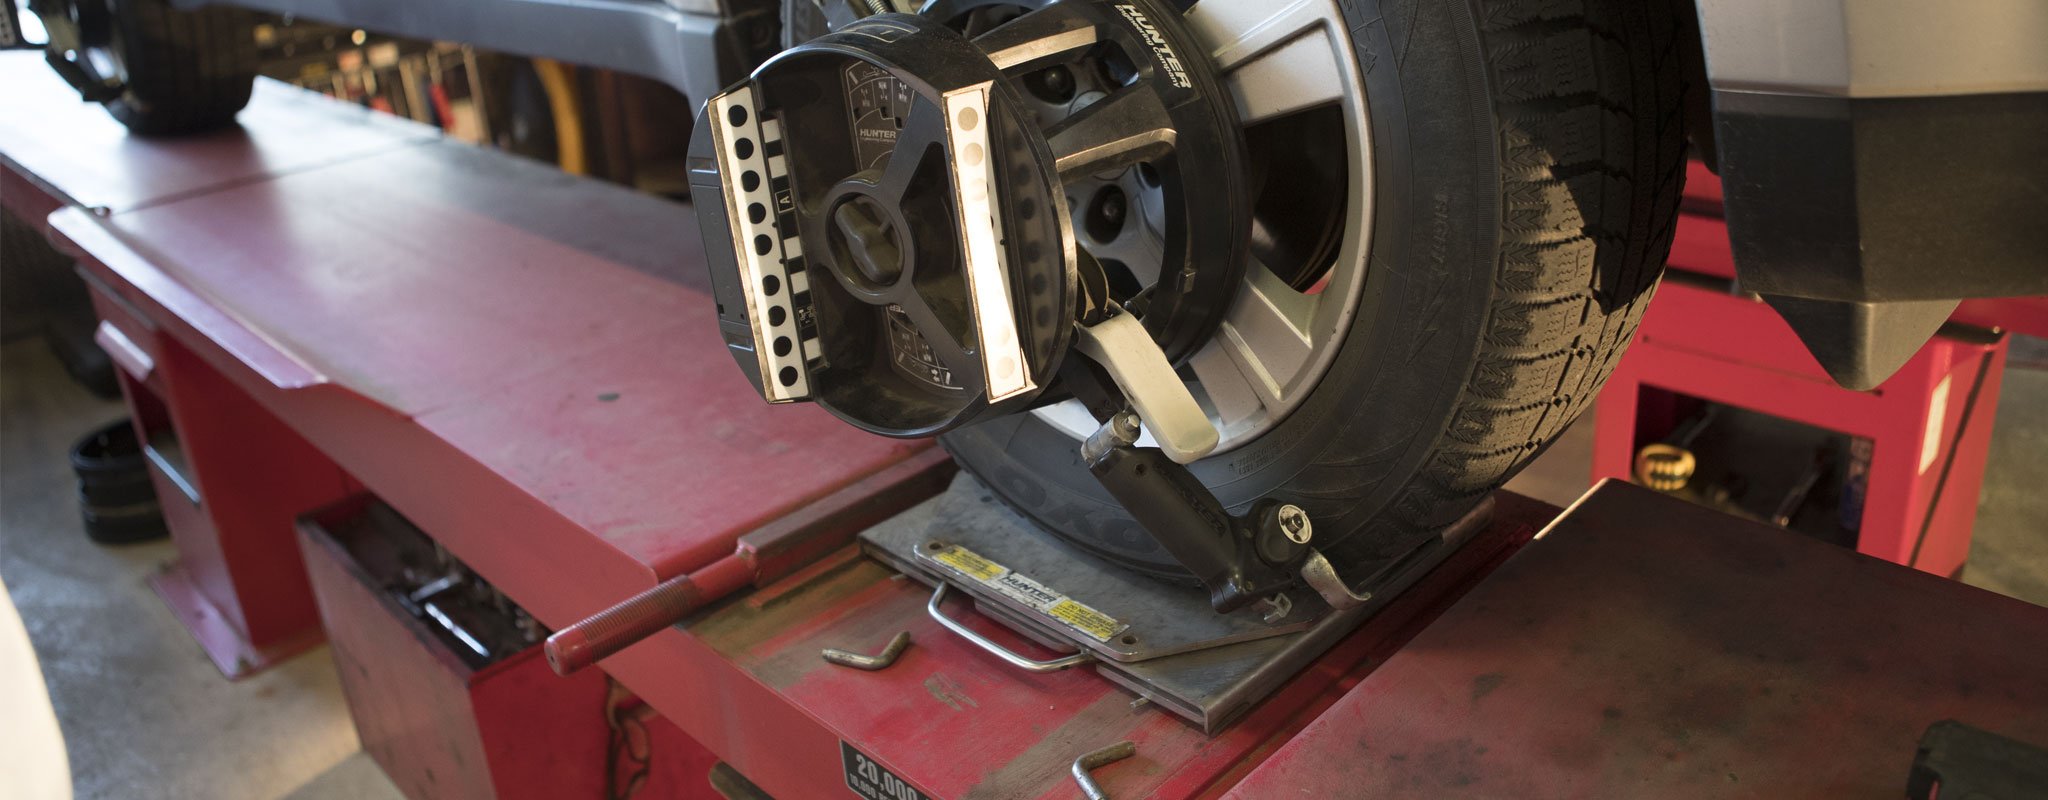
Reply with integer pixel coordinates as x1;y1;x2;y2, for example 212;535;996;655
687;0;1249;441
688;0;1388;614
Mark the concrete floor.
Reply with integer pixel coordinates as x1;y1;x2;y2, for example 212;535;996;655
2;329;2043;799
1;339;403;800
1952;336;2048;604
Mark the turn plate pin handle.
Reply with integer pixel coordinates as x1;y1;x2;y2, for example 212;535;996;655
925;583;1092;673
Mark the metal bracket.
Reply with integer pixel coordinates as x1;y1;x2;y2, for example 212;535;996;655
1295;499;1496;611
1072;313;1218;464
821;631;912;670
1298;550;1374;610
926;584;1091;673
1072;741;1137;800
1083;436;1309;612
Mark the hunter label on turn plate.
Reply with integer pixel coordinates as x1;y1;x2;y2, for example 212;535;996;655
923;543;1129;642
842;741;927;800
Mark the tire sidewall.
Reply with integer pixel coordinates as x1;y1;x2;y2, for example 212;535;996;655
944;0;1503;575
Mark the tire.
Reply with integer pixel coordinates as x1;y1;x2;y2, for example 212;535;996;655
71;419;168;545
81;502;170;545
47;0;259;136
1;209;121;398
72;420;153;506
944;0;1690;577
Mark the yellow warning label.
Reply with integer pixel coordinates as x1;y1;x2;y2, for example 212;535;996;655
924;545;1128;643
1047;599;1123;642
932;546;1005;582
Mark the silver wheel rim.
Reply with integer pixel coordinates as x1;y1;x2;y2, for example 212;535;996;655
1032;0;1374;456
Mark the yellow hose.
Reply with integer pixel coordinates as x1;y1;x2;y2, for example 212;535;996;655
531;58;587;175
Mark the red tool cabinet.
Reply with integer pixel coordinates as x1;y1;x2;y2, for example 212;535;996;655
297;497;725;799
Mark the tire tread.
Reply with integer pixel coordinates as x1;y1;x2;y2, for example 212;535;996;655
105;0;257;136
1357;0;1687;550
942;0;1694;577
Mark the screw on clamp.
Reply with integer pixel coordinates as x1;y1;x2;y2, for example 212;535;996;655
1072;741;1136;800
822;631;912;671
1276;504;1312;544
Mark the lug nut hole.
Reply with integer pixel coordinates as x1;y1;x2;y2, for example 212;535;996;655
1084;185;1128;243
1024;66;1077;104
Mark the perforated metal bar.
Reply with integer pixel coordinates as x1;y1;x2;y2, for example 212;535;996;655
710;87;813;402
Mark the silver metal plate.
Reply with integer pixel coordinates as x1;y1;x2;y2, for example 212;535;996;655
860;472;1496;733
885;474;1326;663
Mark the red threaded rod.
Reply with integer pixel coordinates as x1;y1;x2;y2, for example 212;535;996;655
545;554;754;676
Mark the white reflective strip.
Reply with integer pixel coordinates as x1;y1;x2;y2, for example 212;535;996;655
943;86;1033;402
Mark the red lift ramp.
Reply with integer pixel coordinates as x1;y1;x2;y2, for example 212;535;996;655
11;50;2048;800
3;50;933;677
1226;481;2048;798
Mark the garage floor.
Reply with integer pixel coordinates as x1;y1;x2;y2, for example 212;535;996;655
3;331;2044;800
1;340;405;800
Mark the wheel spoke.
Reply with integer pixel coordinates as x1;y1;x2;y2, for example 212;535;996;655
1188;0;1346;124
1186;0;1330;72
1085;222;1163;286
974;3;1102;72
1045;84;1176;181
1187;341;1268;429
1203;263;1315;409
1223;34;1348;124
